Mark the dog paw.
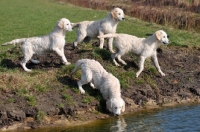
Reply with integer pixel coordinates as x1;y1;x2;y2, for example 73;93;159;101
64;62;71;65
114;63;120;66
80;90;85;94
122;62;127;65
25;69;32;72
136;72;140;78
161;72;166;76
110;50;115;54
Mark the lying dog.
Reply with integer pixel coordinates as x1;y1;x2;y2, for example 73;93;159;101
72;7;125;53
2;18;73;72
71;59;125;115
98;30;169;77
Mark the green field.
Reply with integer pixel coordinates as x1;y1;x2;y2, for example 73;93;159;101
1;0;200;51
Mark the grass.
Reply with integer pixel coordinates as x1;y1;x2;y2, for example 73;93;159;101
0;0;200;113
36;110;46;123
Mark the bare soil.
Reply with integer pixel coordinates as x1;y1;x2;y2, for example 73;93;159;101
0;42;200;130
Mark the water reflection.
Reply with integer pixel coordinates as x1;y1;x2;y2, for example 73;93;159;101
110;117;127;132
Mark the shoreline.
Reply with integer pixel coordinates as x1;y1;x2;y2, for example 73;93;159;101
1;97;200;131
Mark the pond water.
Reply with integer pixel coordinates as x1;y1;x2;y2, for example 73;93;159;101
23;104;200;132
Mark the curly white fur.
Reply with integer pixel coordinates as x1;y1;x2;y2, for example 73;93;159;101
72;8;124;53
2;18;73;72
98;30;169;77
71;59;125;115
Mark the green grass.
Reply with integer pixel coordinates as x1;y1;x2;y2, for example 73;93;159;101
0;0;200;53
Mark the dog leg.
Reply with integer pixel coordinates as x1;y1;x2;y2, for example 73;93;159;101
77;81;86;94
117;55;127;65
20;57;32;72
20;45;33;72
108;38;115;53
30;59;40;64
73;32;86;49
152;54;165;76
90;82;96;89
99;32;104;49
111;53;120;66
77;69;93;94
136;56;145;77
53;48;71;65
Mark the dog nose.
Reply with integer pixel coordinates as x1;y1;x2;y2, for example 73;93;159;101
116;114;120;116
122;18;125;20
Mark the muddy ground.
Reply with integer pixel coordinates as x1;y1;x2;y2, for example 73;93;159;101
0;42;200;131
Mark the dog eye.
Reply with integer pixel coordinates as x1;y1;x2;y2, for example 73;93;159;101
118;13;121;15
115;107;117;109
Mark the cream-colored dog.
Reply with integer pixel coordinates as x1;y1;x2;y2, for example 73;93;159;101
72;8;125;53
2;18;73;72
71;59;125;115
98;30;169;77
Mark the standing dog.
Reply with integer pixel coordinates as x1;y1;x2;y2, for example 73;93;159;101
98;30;169;77
71;59;125;115
72;8;125;53
2;18;73;72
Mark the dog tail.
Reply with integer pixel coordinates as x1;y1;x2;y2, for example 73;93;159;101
2;38;27;46
70;59;85;76
71;23;79;28
97;34;117;39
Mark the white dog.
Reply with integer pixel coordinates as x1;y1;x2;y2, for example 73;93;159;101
98;30;169;77
72;8;125;53
71;59;125;115
2;18;73;72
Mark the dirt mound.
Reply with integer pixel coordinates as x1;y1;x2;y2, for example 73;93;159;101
0;43;200;130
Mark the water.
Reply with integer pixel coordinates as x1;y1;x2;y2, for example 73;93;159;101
23;104;200;132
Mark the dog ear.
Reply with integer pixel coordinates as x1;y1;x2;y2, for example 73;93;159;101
121;99;125;112
155;30;162;40
58;20;64;29
106;99;112;112
111;8;118;20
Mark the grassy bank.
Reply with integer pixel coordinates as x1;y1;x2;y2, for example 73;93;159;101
0;0;200;130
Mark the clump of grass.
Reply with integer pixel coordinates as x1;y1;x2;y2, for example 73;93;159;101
135;79;145;84
26;95;37;106
72;87;80;93
148;66;158;75
118;71;136;89
36;110;46;123
143;74;157;88
16;88;29;97
62;93;72;101
7;98;15;103
62;93;74;105
35;84;47;93
82;94;95;104
58;103;64;108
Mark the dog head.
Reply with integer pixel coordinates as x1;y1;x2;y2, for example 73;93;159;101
57;18;73;31
106;97;125;116
155;30;169;45
111;8;125;21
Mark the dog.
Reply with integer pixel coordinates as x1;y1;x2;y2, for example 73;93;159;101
71;59;125;115
97;30;169;77
2;18;73;72
72;7;125;53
